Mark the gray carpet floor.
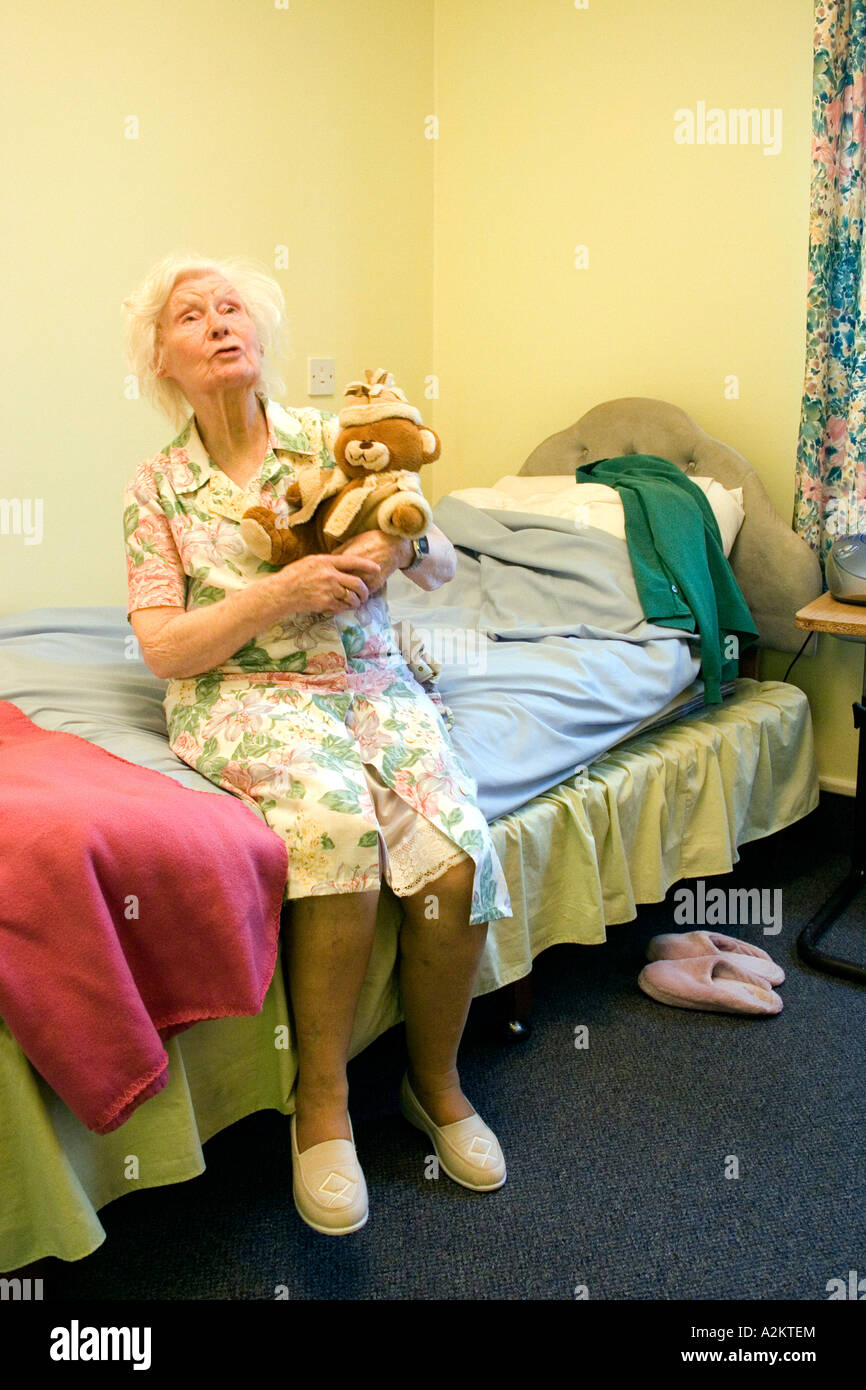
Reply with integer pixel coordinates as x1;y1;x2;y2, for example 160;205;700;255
40;793;866;1302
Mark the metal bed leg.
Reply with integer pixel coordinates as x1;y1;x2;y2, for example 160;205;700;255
502;973;533;1041
797;648;866;983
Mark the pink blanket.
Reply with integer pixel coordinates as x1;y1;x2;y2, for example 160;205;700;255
0;700;289;1133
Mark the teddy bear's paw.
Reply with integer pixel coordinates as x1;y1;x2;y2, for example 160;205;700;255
240;513;278;561
378;492;433;537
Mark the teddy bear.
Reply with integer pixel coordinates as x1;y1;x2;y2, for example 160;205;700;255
239;369;440;566
240;369;445;688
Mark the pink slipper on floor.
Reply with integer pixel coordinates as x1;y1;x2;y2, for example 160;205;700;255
646;930;785;986
638;955;783;1016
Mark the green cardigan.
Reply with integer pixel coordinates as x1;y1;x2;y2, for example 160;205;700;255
576;454;758;703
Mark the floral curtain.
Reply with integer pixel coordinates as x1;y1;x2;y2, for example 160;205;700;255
796;0;866;563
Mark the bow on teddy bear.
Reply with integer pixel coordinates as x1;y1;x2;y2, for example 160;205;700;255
240;369;443;686
240;368;439;564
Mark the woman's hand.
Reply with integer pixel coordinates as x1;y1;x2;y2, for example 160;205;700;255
273;551;384;615
329;531;413;592
335;524;457;592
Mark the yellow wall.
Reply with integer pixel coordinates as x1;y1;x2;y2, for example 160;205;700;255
0;0;433;608
431;0;857;794
2;0;857;791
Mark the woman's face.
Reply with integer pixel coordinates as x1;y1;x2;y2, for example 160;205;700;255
155;271;263;404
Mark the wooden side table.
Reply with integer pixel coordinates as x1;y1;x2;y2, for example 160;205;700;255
795;592;866;982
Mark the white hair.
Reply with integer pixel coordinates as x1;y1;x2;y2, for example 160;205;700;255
121;250;288;428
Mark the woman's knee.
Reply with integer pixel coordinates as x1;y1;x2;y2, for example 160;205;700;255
404;855;478;923
434;855;476;896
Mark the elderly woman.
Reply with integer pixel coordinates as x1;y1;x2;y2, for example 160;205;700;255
121;252;512;1236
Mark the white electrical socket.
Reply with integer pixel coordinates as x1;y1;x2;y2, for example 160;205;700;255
308;358;335;396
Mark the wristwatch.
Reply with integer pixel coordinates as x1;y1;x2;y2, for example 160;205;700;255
405;534;430;572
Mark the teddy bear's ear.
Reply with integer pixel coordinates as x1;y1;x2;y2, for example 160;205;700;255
344;380;369;399
418;427;441;462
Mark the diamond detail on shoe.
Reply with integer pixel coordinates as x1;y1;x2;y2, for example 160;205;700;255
467;1135;495;1166
318;1172;355;1206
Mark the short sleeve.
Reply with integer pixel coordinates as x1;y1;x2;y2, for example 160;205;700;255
122;462;187;622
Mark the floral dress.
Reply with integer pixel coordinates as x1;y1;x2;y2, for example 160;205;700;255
122;394;512;926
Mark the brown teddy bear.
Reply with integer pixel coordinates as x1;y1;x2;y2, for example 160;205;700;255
240;369;440;566
240;369;445;688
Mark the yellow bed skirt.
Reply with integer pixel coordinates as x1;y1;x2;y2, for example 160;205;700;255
0;679;818;1270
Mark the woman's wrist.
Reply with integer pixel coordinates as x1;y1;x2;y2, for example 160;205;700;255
402;530;454;590
260;565;302;615
397;536;418;571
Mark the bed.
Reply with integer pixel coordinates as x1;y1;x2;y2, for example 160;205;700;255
0;396;822;1270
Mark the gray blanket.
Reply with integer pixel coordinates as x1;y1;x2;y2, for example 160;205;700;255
386;499;700;818
0;501;700;823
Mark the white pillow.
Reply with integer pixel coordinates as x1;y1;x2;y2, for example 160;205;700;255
448;473;745;558
688;476;746;556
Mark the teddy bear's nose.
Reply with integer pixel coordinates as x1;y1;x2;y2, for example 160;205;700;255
359;441;374;450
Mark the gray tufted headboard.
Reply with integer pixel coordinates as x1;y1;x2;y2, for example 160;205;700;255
519;397;822;654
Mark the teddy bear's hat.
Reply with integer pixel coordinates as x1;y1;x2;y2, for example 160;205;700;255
338;368;424;429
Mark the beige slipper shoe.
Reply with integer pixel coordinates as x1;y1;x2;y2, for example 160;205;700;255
638;955;784;1016
647;930;785;986
291;1113;368;1235
399;1073;506;1191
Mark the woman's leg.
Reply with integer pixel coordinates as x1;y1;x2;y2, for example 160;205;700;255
284;888;380;1151
398;857;489;1126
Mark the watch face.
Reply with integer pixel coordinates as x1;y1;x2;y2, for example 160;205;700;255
407;535;429;571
